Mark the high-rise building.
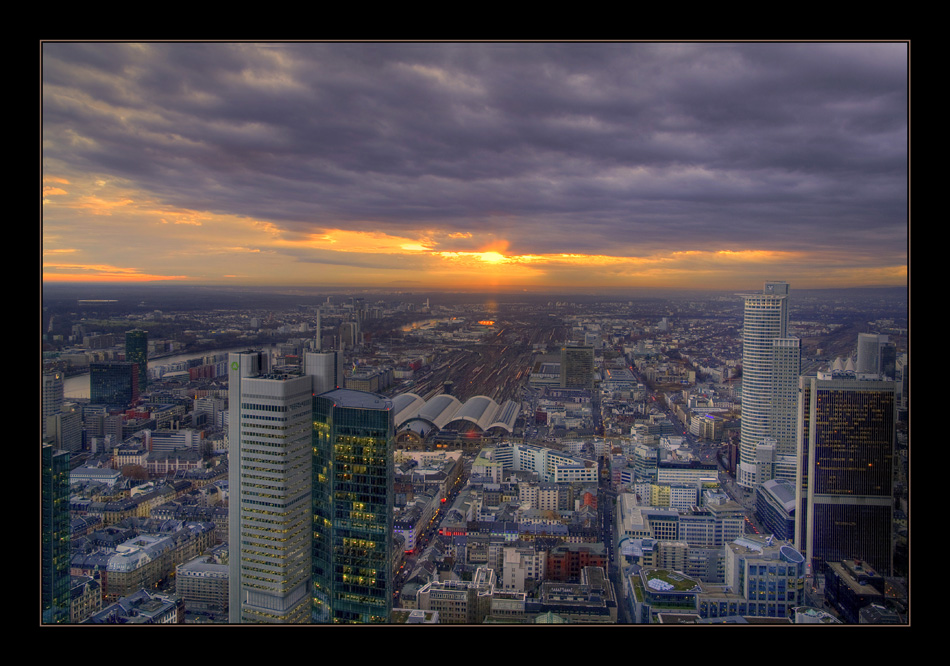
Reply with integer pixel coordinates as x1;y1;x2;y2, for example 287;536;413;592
737;281;800;489
42;372;64;438
304;349;345;395
228;350;313;624
42;444;71;624
560;344;595;390
90;361;140;406
795;372;897;579
856;333;897;379
312;388;394;623
768;336;802;481
46;409;82;453
125;328;148;391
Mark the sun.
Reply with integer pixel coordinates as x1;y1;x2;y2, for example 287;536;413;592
478;251;507;264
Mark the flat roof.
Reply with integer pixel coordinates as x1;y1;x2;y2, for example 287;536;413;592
319;388;393;411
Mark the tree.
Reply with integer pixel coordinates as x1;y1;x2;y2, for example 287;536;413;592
121;464;149;480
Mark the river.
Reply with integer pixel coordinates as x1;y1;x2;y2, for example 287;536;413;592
63;344;281;399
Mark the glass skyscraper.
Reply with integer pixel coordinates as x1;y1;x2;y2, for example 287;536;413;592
312;389;394;623
90;361;140;406
796;374;897;578
738;281;800;489
125;328;148;391
42;444;71;624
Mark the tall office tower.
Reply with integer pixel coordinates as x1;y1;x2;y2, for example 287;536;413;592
46;409;83;453
90;361;140;406
312;389;394;623
125;329;149;391
856;333;897;379
339;321;360;350
795;372;897;579
42;372;64;438
560;344;595;390
304;349;345;395
768;337;802;482
228;351;313;624
737;281;798;489
42;444;70;623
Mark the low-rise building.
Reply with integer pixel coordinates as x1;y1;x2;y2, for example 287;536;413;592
416;567;497;624
724;535;806;620
823;558;888;624
176;552;229;614
85;589;183;624
532;567;616;623
70;575;102;623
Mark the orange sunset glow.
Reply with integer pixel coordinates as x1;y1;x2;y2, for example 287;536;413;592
41;42;907;292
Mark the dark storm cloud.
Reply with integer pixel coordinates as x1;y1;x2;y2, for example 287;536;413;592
42;41;907;258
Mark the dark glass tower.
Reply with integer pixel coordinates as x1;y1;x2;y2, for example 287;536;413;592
560;344;594;390
312;389;394;623
90;361;139;406
796;374;897;578
42;444;71;623
125;329;148;391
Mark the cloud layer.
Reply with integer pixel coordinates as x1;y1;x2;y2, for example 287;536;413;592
42;42;908;289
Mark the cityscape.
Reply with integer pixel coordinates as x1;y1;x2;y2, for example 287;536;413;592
41;41;909;626
41;282;908;625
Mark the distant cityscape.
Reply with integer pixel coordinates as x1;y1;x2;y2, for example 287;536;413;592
41;282;909;625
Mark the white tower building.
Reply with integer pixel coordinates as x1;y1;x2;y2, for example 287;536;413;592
228;350;313;623
738;281;800;489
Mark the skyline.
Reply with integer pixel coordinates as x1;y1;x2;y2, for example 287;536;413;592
42;41;909;292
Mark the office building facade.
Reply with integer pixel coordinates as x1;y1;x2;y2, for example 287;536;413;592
90;361;140;406
738;281;800;488
312;389;394;623
42;372;64;438
42;444;71;623
228;350;313;623
125;328;148;391
795;373;897;578
856;333;897;379
560;344;595;390
305;349;344;395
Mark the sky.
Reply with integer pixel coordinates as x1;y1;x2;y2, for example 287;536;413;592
42;41;909;292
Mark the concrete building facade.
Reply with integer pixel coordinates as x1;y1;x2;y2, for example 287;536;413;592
228;351;313;623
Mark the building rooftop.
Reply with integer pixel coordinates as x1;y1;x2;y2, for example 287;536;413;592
319;388;393;411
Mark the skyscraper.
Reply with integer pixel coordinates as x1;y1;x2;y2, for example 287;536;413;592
42;372;64;438
768;336;802;481
304;349;345;395
228;350;313;623
856;333;897;379
738;281;800;489
312;388;394;623
42;444;70;624
795;372;897;579
90;361;140;406
125;328;148;392
560;344;595;390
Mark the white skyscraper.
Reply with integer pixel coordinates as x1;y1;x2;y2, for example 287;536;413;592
738;281;800;489
304;349;345;395
228;350;313;623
